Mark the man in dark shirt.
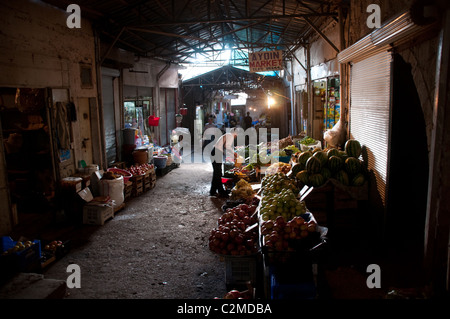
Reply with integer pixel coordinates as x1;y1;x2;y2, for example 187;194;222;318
244;112;253;130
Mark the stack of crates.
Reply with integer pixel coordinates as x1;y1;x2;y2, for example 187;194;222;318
124;180;133;201
131;175;143;197
143;167;156;192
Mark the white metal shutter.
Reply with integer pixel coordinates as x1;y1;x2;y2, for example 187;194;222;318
349;51;392;206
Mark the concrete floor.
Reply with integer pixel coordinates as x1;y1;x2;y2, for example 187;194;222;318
2;147;430;299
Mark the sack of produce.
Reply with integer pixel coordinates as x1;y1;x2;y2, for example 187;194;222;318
99;172;124;207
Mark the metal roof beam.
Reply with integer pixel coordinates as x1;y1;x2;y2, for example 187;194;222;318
303;16;339;52
129;12;337;27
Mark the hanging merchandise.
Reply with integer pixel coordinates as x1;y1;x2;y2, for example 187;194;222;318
324;77;340;131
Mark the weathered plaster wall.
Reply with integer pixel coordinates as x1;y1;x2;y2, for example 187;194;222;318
0;0;99;234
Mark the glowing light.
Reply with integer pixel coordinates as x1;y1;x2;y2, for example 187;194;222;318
267;97;275;109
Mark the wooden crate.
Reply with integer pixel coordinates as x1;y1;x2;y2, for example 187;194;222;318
124;181;133;201
130;175;144;197
303;179;368;228
132;185;143;197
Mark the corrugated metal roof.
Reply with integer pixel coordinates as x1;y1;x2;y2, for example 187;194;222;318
42;0;339;64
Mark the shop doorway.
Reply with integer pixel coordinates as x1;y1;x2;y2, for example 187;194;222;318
386;54;429;261
0;87;56;221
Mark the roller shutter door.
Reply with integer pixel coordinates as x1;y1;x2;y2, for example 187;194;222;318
349;51;392;206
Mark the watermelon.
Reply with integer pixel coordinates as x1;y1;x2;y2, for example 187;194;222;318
305;156;322;174
313;151;328;167
351;173;366;186
328;155;343;173
309;173;325;187
297;151;312;169
338;150;349;161
321;167;332;180
334;170;349;186
327;148;340;158
291;163;304;177
345;139;362;158
344;157;361;176
296;170;310;185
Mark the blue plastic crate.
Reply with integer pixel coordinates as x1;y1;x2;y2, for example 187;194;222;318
1;236;41;272
270;273;316;299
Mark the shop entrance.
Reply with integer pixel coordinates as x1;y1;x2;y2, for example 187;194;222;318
0;87;56;221
311;77;340;146
386;54;429;263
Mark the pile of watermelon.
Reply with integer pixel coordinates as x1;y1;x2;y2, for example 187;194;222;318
291;139;366;188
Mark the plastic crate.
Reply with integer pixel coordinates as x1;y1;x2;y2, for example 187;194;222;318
224;255;257;289
0;237;41;273
83;203;114;225
268;263;316;299
271;275;316;299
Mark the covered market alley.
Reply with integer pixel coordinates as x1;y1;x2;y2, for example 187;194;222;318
1;0;450;303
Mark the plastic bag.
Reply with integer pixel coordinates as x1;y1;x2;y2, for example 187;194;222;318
324;118;346;148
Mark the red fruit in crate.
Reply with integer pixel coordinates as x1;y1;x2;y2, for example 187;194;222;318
248;205;257;214
235;234;244;244
276;216;286;226
240;204;249;212
224;290;241;299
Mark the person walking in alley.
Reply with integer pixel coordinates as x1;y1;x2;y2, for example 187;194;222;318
209;128;238;197
244;112;253;130
203;115;217;150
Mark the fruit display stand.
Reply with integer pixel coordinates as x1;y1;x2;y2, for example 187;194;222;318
208;203;262;291
256;172;328;299
290;139;369;234
258;210;328;299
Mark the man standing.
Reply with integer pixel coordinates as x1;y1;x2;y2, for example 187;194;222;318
210;128;238;197
244;112;253;130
